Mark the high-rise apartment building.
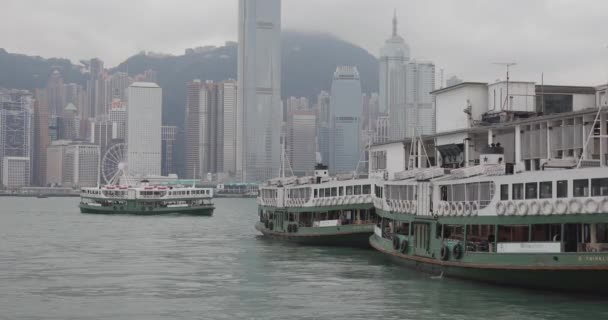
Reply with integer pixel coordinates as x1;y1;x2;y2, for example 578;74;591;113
221;80;238;177
329;66;362;174
286;111;316;176
237;0;282;182
127;82;162;177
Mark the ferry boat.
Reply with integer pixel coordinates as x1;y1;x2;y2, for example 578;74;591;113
255;167;378;248
364;80;608;293
79;181;215;215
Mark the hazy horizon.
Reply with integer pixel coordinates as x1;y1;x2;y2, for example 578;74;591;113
3;0;608;86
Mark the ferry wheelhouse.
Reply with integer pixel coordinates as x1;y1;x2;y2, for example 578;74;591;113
79;181;214;215
256;168;378;248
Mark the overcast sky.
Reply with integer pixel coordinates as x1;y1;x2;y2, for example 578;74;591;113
2;0;608;86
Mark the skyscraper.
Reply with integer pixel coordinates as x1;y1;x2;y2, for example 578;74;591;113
221;80;238;177
237;0;282;182
329;66;362;174
379;11;409;116
161;126;177;176
33;90;50;186
379;12;436;139
0;95;33;188
286;111;316;176
46;70;66;117
85;58;106;119
127;82;162;177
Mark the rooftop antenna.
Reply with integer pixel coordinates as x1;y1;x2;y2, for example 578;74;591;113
493;62;517;110
392;9;398;37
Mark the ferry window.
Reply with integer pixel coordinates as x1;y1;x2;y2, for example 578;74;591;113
354;185;362;195
362;185;371;194
525;183;538;199
325;188;331;197
539;182;552;199
346;186;353;195
512;184;523;200
573;179;589;197
557;180;568;198
314;189;318;198
591;178;608;196
339;187;344;196
534;159;541;171
331;188;337;197
500;185;509;200
466;183;479;202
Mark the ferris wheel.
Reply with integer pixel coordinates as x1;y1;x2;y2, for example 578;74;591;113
101;142;128;185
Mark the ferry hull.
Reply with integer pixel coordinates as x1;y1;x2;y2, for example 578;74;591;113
256;222;373;248
370;234;608;294
79;204;214;216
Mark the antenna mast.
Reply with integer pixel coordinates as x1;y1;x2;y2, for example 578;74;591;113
493;62;517;110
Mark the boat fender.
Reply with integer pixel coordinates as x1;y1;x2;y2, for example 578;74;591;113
393;237;400;250
113;206;118;211
496;202;506;216
292;224;298;233
517;202;528;216
585;198;599;214
440;245;449;261
287;224;293;233
269;222;274;231
541;200;553;215
452;243;463;260
569;199;583;214
400;239;408;254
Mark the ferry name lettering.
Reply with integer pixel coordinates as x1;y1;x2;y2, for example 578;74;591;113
578;256;608;262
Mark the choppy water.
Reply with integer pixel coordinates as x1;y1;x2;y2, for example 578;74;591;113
1;197;607;319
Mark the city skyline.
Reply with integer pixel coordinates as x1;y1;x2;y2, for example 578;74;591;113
2;1;608;86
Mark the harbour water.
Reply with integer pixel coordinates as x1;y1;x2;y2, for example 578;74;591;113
1;197;607;320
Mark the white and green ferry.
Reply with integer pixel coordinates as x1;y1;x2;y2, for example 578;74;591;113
79;181;214;215
256;167;378;248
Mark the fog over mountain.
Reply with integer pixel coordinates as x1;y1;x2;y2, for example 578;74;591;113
0;31;378;128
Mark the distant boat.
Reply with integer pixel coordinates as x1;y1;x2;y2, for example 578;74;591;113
36;194;48;199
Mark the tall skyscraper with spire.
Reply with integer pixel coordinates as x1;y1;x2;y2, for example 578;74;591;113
237;0;282;182
379;11;436;140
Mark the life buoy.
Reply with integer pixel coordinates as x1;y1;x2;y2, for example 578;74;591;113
464;202;472;216
585;198;599;214
496;202;506;216
517;202;528;216
450;203;458;216
457;202;464;216
393;237;400;250
541;200;553;216
440;245;449;261
436;203;444;216
555;200;568;214
452;243;463;259
410;202;417;213
602;198;608;213
506;201;517;216
529;201;541;216
400;239;408;253
569;199;583;214
404;201;411;213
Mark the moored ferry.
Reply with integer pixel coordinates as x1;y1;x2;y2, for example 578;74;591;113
365;79;608;293
79;181;215;215
256;167;377;248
